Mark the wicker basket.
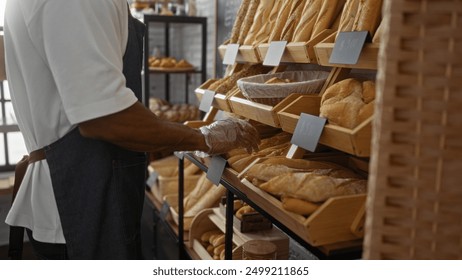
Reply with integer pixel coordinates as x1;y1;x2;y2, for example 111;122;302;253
363;0;462;259
237;71;329;106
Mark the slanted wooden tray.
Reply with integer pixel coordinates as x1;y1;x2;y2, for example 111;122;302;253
194;78;234;112
314;32;379;70
257;30;335;64
218;44;262;63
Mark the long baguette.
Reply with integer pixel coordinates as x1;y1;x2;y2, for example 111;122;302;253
184;184;226;216
336;0;360;38
229;0;252;44
268;0;294;42
237;0;261;44
310;0;346;39
280;0;307;42
243;0;276;45
352;0;383;37
292;0;322;42
259;173;367;202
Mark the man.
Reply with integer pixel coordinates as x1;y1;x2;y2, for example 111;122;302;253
4;0;259;259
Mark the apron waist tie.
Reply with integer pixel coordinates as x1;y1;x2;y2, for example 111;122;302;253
8;148;46;259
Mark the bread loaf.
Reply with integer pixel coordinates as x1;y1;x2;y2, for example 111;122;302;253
253;0;284;44
259;173;367;202
237;0;261;44
320;78;376;128
311;0;347;39
243;0;276;45
352;0;383;37
229;0;251;44
292;0;323;42
372;19;383;43
281;196;320;216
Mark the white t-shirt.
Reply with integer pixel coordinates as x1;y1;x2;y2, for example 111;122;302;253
4;0;138;243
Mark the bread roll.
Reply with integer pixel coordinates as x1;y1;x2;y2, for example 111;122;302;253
281;196;320;216
237;0;261;44
201;230;223;243
229;0;252;44
243;0;276;45
311;0;347;39
236;205;256;220
352;0;383;37
259;173;367;202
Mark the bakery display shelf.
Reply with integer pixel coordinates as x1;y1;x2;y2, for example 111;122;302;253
277;96;373;157
258;29;335;64
229;92;304;128
195;78;234;112
182;153;363;259
218;42;262;64
314;33;379;70
149;67;198;73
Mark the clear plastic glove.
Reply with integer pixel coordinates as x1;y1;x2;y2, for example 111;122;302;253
197;118;260;156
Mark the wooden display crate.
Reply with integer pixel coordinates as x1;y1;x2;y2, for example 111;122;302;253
238;178;366;247
195;78;234;112
257;30;335;64
278;96;372;157
218;44;262;64
229;92;304;128
314;32;379;70
188;208;289;260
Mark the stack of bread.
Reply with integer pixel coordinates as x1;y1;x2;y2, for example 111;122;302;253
148;56;194;69
241;156;367;216
319;78;376;129
149;98;200;123
226;0;347;46
199;229;237;260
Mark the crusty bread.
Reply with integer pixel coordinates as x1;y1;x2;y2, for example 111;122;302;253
268;0;295;42
243;0;276;45
229;0;252;44
372;19;383;43
253;0;284;44
183;173;214;211
352;0;383;37
336;0;360;37
292;0;321;42
281;196;320;216
280;0;307;42
259;173;367;203
311;0;347;39
237;0;261;44
185;184;226;217
320;78;376;128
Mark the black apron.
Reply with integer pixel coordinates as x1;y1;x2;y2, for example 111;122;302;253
44;11;147;259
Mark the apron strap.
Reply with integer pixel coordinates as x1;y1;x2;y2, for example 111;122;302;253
8;148;46;259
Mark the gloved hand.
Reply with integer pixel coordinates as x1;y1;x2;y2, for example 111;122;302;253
198;118;260;156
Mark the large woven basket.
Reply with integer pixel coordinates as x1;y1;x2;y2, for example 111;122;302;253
363;0;462;259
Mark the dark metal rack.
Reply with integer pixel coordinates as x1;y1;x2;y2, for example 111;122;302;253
143;15;207;106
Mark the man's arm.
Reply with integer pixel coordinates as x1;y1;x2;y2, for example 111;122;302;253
78;101;209;154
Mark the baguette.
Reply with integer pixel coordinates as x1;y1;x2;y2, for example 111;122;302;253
183;173;214;211
336;0;360;37
243;0;276;45
352;0;383;37
310;0;347;39
292;0;322;42
372;18;383;43
184;184;226;217
253;0;284;44
281;196;320;216
229;0;252;44
268;0;294;42
237;0;261;44
280;0;307;42
259;173;367;202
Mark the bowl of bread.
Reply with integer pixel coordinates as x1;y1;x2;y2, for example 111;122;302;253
237;71;329;106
